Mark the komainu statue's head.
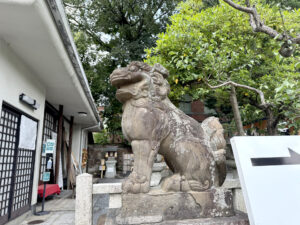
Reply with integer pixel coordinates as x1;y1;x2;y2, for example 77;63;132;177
110;62;170;103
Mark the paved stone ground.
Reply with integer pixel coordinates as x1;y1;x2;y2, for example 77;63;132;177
7;191;110;225
6;191;73;225
6;177;127;225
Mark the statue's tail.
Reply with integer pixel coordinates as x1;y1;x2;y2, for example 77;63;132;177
201;117;227;186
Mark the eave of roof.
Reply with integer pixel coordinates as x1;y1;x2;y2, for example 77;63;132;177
45;0;101;124
0;0;101;128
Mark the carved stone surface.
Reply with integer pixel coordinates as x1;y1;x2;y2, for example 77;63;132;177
110;62;227;194
104;188;236;225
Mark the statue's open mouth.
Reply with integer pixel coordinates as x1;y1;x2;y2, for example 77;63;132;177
110;71;144;87
116;88;134;103
110;76;132;87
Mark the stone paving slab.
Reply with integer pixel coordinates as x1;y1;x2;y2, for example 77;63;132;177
21;211;75;225
7;189;111;225
19;198;75;225
41;198;75;212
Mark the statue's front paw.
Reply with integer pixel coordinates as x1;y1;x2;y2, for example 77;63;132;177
122;172;150;193
140;182;150;193
122;179;134;193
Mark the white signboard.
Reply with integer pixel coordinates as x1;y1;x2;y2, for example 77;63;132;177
18;115;37;150
45;139;56;154
231;136;300;225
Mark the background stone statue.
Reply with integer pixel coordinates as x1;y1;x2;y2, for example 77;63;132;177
110;62;226;194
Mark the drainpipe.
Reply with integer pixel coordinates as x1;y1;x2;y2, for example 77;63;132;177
79;122;101;174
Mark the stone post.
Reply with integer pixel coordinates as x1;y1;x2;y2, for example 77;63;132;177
75;173;93;225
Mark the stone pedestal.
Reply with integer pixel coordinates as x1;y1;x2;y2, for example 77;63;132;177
222;170;247;213
105;210;249;225
105;157;117;178
113;188;235;225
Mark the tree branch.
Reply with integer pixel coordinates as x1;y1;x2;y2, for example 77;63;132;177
205;80;268;106
64;2;90;11
67;14;111;52
222;0;300;45
223;0;253;13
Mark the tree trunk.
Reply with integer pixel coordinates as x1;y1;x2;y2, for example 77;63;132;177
230;86;245;136
265;108;278;135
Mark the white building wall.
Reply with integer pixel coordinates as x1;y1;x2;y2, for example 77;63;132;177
0;39;46;206
72;124;82;167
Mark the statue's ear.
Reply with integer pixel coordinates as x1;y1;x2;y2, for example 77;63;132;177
153;64;169;78
152;72;163;85
157;80;170;99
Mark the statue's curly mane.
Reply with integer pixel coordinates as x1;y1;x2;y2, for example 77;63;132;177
127;62;170;101
127;61;152;73
128;61;169;78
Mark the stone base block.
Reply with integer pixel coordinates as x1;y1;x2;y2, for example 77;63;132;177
233;188;247;213
151;212;249;225
114;188;234;225
105;210;248;225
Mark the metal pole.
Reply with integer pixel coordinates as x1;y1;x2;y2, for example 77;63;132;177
41;182;46;212
35;171;50;215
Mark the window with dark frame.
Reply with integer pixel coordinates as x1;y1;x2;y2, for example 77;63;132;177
39;110;58;181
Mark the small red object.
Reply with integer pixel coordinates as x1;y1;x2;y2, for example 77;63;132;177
38;184;61;198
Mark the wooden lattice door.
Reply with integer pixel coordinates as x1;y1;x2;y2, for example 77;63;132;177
0;104;36;224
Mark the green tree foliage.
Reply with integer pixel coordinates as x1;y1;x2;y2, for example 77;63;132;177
146;0;300;135
93;129;109;145
64;0;180;136
265;0;300;9
203;0;220;7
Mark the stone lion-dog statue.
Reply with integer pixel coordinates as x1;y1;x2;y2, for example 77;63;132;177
110;62;226;193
